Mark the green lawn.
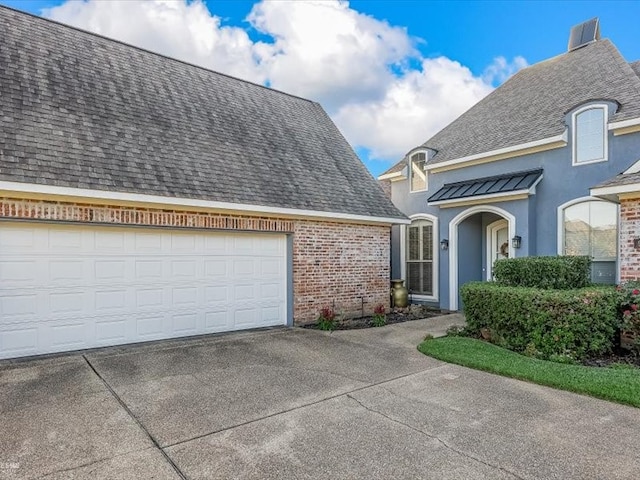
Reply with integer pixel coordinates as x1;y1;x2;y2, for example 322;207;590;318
418;336;640;408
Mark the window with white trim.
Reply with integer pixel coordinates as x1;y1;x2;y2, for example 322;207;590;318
573;106;607;165
410;152;427;192
562;200;617;283
406;219;434;295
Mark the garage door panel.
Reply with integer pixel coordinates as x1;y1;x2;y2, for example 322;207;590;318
1;328;38;355
0;223;287;359
95;318;127;343
95;290;128;313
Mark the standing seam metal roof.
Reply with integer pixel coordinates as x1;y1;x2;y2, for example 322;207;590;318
428;169;543;203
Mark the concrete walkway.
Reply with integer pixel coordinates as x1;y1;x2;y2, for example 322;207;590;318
1;314;639;479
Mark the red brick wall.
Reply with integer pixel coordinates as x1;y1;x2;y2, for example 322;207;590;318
292;221;390;323
0;197;391;324
620;198;640;281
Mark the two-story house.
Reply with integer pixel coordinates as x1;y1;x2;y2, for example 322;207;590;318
379;19;640;310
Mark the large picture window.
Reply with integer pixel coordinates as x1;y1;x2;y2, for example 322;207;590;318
562;199;617;283
406;219;434;295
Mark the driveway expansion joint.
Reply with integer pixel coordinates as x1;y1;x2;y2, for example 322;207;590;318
33;447;157;480
345;393;526;480
82;355;188;480
163;363;450;449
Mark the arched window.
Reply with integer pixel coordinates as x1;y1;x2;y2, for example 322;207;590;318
562;199;617;283
406;218;435;295
572;105;607;165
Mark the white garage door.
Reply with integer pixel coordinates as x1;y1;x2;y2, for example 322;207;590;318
0;222;288;359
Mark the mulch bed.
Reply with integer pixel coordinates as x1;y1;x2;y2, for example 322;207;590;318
583;348;640;369
302;305;449;331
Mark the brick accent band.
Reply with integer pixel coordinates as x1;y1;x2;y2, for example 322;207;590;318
0;197;294;233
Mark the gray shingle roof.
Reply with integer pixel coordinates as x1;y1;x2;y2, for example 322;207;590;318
0;6;405;221
594;171;640;189
428;169;542;203
631;60;640;79
381;38;640;176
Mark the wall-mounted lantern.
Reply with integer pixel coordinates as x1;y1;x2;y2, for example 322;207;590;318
512;235;522;249
440;239;449;250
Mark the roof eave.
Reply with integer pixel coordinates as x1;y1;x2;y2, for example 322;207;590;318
425;131;567;173
0;180;411;225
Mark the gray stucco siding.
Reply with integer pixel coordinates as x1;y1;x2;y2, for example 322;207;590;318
390;126;640;310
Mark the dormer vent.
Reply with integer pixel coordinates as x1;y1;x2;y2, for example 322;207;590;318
568;18;600;51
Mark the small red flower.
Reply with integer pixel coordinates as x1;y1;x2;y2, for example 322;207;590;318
624;310;632;316
633;289;639;295
373;304;386;315
632;304;639;311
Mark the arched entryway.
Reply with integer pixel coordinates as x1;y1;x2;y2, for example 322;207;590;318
449;205;516;310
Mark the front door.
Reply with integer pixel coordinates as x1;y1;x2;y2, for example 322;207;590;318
487;219;509;280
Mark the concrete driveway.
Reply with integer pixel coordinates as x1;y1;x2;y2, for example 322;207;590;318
1;315;639;479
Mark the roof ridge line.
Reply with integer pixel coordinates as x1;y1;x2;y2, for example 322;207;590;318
0;4;320;106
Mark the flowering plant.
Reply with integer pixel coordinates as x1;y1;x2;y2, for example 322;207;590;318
317;306;336;331
372;304;387;327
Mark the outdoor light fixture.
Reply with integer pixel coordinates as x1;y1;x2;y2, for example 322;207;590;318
512;235;522;249
440;239;449;250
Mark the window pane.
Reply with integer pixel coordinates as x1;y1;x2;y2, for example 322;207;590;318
408;227;420;261
407;262;421;293
590;201;617;259
420;262;433;295
410;153;427;191
563;200;617;260
422;225;433;261
575;108;604;163
564;203;590;256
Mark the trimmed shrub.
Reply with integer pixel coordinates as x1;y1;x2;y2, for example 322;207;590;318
493;256;591;290
461;282;618;360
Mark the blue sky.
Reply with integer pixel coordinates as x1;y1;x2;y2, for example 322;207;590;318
3;0;639;177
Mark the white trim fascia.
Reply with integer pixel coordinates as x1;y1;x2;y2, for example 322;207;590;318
608;117;640;131
0;180;412;225
378;171;403;181
400;213;439;302
590;183;640;198
430;189;529;207
449;205;516;311
424;132;567;171
623;159;640;174
572;104;609;166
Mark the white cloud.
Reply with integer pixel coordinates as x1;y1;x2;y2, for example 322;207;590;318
248;0;416;111
42;0;527;164
483;55;529;86
334;57;494;159
44;0;265;83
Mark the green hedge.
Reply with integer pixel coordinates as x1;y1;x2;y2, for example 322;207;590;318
460;282;618;360
493;256;591;290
